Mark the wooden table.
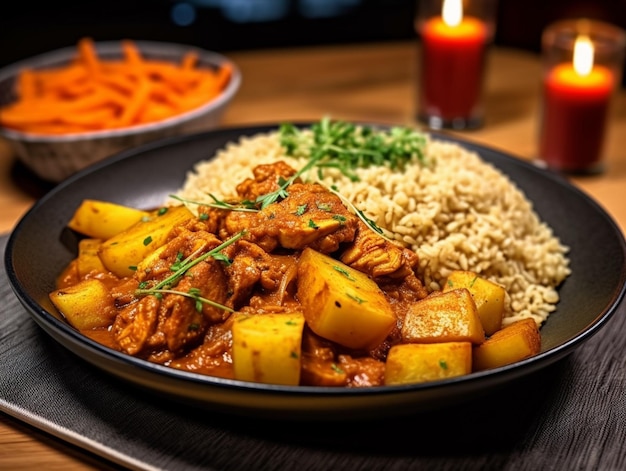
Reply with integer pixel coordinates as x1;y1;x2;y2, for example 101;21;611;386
1;40;625;470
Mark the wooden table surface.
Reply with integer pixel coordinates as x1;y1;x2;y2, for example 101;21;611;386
1;40;625;470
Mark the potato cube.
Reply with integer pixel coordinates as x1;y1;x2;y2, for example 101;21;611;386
76;238;106;277
49;278;116;330
296;247;396;350
98;205;194;278
385;342;472;385
402;288;485;344
443;270;505;335
68;199;150;240
472;318;541;371
231;312;306;385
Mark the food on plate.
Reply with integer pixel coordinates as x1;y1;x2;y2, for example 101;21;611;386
442;270;505;335
472;318;542;371
49;119;568;387
67;199;150;240
176;118;571;327
385;342;473;385
0;37;232;134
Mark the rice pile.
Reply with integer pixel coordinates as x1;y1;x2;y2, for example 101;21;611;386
173;130;571;326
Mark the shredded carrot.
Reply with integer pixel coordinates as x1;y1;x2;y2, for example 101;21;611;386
0;38;233;135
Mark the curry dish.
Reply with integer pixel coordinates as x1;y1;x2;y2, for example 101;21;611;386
51;161;541;387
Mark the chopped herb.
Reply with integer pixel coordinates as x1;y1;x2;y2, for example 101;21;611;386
332;214;346;224
170;194;258;212
170;252;185;272
470;276;478;288
439;359;448;370
279;116;427;182
326;186;390;240
308;219;319;229
331;363;345;374
143;287;233;313
346;293;365;304
316;202;331;211
157;207;169;216
333;265;355;280
290;351;299;359
211;253;232;265
134;231;245;312
143;236;153;246
128;265;137;271
295;204;307;216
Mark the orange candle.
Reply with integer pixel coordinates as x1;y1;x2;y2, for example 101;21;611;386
419;0;488;127
539;35;615;173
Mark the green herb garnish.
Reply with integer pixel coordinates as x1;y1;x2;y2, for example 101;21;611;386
135;230;245;312
279;116;427;181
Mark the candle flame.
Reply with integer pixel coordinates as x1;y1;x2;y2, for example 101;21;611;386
573;35;594;76
442;0;463;27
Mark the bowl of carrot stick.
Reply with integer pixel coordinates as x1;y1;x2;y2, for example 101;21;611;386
0;38;241;182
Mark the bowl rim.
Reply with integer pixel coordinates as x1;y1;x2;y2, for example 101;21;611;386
0;40;242;143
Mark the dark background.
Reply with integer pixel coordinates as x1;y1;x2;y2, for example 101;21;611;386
1;0;625;73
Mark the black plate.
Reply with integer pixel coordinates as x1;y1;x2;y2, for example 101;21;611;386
5;124;626;420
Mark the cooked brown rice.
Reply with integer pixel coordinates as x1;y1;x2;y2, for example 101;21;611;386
172;129;571;326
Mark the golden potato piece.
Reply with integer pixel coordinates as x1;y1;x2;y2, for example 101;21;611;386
443;270;505;336
472;318;541;371
296;247;396;350
231;312;306;385
49;278;116;330
385;342;472;385
68;199;150;240
402;288;485;344
98;205;194;278
76;238;106;277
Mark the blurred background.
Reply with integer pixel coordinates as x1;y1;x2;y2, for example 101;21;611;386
1;0;625;84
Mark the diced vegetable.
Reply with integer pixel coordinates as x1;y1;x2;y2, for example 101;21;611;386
68;199;150;240
443;270;505;336
296;247;396;350
472;318;541;371
384;342;472;385
231;312;306;385
49;278;116;330
98;205;194;278
401;288;485;344
76;238;107;277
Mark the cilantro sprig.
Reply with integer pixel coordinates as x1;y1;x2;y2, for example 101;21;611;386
134;230;246;312
279;116;427;181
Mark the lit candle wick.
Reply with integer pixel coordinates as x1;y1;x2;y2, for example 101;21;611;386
442;0;463;27
573;35;594;76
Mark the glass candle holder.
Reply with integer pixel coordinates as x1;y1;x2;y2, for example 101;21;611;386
538;19;626;174
415;0;498;130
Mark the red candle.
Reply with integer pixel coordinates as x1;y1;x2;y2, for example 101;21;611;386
419;14;488;123
539;38;614;173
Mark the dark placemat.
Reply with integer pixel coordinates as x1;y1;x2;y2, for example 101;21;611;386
2;233;625;471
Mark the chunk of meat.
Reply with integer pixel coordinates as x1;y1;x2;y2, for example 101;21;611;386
235;161;300;202
340;220;428;302
221;182;359;254
340;220;413;279
299;329;386;387
222;240;299;309
112;224;232;358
